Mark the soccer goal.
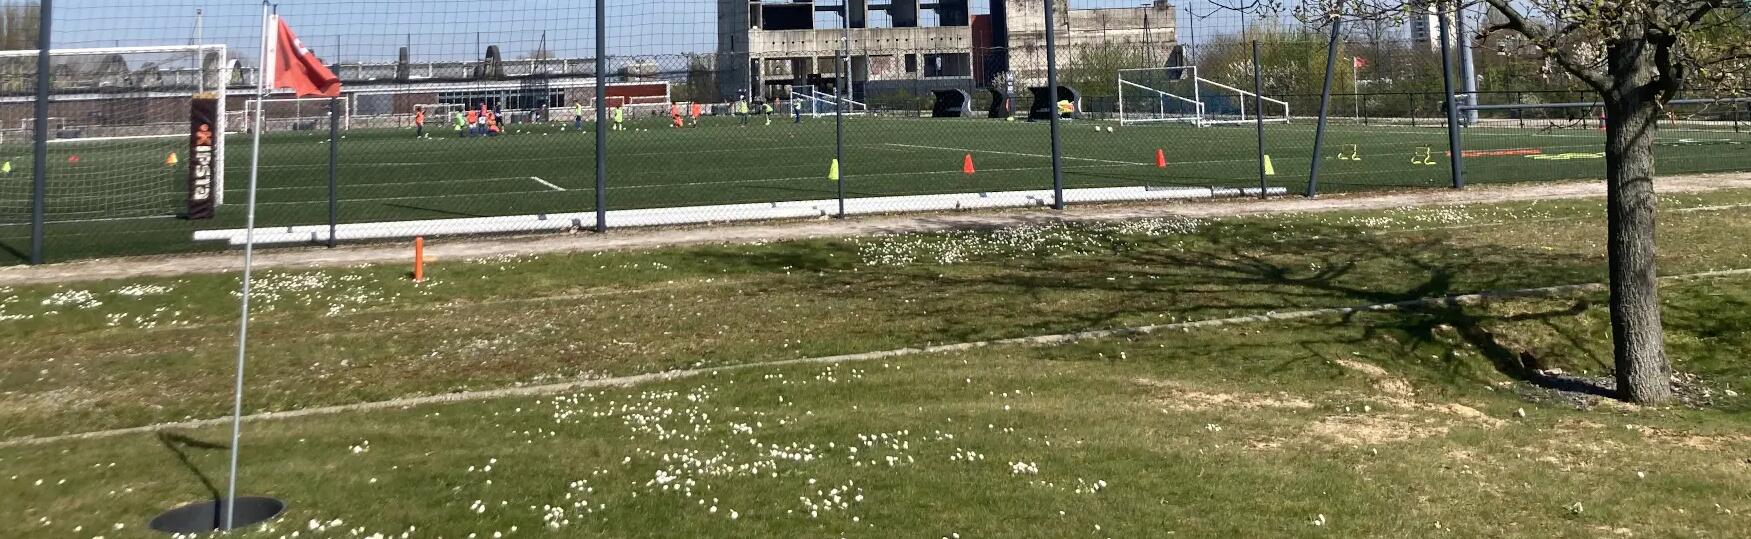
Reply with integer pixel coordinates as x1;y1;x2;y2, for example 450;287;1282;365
240;96;351;132
1118;66;1290;127
0;44;230;223
789;85;868;118
412;103;463;127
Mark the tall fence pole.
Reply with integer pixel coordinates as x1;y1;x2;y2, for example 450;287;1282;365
1252;40;1266;200
1307;16;1343;198
28;0;52;265
327;97;340;248
1438;9;1466;189
1044;0;1064;210
593;0;607;232
835;19;847;218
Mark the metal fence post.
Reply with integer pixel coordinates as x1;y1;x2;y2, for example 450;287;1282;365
28;0;52;265
835;20;847;218
1438;9;1466;189
327;97;340;248
1252;40;1266;200
1307;16;1343;198
593;0;607;232
1044;0;1064;210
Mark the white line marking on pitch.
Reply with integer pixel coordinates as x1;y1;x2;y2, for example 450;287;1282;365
883;143;1150;166
530;176;566;191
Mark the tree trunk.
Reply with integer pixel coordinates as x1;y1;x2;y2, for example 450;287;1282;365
1603;87;1673;404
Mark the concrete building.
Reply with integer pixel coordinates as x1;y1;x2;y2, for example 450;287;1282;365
717;0;1177;101
1408;1;1457;52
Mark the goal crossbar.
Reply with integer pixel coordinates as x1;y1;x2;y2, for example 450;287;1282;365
25;44;230;209
1118;66;1291;127
1118;79;1204;124
789;86;868;117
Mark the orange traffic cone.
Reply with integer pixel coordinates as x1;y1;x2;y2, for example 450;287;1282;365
962;154;976;175
1155;149;1167;168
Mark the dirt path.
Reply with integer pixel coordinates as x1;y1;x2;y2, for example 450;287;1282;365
4;173;1748;286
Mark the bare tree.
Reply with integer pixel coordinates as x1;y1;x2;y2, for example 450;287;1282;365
0;0;36;51
1299;0;1751;403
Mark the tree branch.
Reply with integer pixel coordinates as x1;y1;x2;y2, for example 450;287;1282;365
1479;0;1611;92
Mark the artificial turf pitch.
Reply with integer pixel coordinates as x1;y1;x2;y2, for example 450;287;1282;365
1;113;1748;264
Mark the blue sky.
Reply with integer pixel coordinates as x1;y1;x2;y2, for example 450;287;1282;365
51;0;1300;64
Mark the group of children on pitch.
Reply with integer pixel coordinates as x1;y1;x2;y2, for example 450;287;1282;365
416;94;807;136
413;103;510;138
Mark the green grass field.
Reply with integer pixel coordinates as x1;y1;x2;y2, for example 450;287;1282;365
3;190;1751;537
2;113;1749;264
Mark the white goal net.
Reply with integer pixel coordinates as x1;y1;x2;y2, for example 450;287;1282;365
239;96;351;132
0;44;229;224
789;85;867;118
1118;66;1290;127
412;103;463;128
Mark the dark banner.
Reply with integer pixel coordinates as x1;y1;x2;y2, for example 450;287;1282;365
187;96;219;220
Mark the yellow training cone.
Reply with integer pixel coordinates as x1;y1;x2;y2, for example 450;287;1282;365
166;152;179;166
1;161;11;174
827;158;840;181
1263;155;1276;176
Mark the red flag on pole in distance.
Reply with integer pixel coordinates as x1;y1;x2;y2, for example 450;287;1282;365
1353;56;1368;71
272;18;341;97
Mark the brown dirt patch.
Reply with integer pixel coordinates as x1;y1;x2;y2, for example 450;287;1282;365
1308;414;1450;446
1137;378;1317;412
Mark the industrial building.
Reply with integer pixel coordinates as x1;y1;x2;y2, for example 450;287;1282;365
716;0;1179;102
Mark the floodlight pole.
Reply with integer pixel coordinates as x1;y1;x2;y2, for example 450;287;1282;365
1307;15;1343;198
1044;0;1064;210
593;0;607;232
1437;8;1465;189
1455;2;1478;126
28;0;50;265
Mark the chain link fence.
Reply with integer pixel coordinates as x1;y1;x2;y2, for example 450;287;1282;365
3;1;1748;265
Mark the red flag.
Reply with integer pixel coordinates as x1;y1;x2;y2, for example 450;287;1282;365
272;18;341;97
1353;56;1368;71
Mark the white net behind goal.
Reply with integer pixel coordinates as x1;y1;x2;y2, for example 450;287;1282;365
239;97;350;132
1117;67;1205;125
0;45;228;224
1118;66;1291;127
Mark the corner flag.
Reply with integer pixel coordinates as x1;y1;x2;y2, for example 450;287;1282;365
271;18;341;97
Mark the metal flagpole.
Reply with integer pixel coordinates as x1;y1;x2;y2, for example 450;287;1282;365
194;9;204;95
1353;56;1361;123
225;1;274;531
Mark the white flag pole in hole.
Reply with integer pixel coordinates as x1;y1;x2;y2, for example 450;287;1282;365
224;0;277;532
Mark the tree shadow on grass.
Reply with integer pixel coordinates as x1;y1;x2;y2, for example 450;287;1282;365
675;214;1626;396
941;218;1618;396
